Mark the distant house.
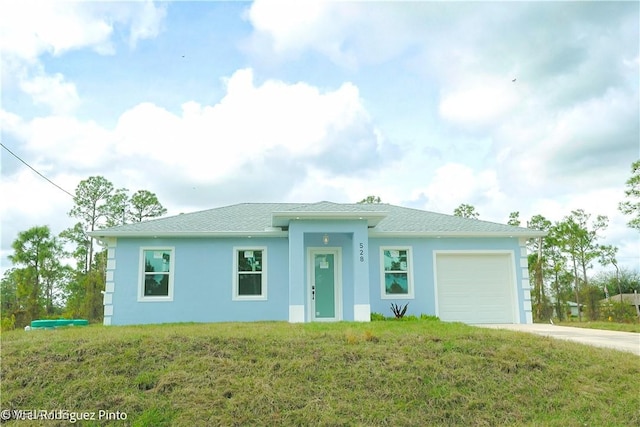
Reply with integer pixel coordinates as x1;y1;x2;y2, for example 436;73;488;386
549;296;582;318
88;202;545;326
567;301;581;318
600;293;640;313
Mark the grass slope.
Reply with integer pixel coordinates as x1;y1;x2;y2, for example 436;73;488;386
2;321;639;426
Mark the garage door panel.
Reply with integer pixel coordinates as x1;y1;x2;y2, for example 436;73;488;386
436;253;516;324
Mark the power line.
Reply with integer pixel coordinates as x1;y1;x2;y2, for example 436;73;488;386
1;142;74;198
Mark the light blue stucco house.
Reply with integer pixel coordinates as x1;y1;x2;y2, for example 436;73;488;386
89;202;545;326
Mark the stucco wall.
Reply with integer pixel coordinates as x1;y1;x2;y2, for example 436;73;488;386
367;237;529;323
107;237;289;325
105;232;530;325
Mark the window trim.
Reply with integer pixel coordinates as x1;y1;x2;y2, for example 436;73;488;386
233;246;268;301
138;247;175;302
380;246;414;300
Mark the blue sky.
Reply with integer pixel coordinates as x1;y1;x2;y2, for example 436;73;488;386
1;1;638;273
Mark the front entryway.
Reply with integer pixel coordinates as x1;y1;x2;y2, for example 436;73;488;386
309;248;342;321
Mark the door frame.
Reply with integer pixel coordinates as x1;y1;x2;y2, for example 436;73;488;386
307;247;342;322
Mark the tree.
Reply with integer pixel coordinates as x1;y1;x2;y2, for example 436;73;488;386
619;159;640;231
556;210;608;321
59;222;90;273
68;176;127;272
453;203;479;219
1;269;19;329
358;195;382;204
546;223;571;320
0;269;18;313
560;210;608;287
593;268;640;297
526;215;553;321
7;226;65;322
599;245;622;302
128;190;167;222
106;187;130;227
507;211;521;227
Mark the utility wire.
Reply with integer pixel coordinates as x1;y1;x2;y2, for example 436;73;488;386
1;142;74;198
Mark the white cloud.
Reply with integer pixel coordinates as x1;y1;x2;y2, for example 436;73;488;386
19;72;80;115
3;113;114;171
248;0;328;53
0;0;167;119
411;163;506;215
0;1;114;61
0;0;167;61
439;78;520;129
0;169;77;268
246;1;421;67
113;68;383;183
5;67;385;198
125;0;167;48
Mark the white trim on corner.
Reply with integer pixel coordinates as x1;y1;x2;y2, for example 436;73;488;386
525;312;533;324
137;246;175;302
432;249;520;323
379;246;415;300
103;317;112;326
232;246;268;301
354;304;371;322
289;305;305;323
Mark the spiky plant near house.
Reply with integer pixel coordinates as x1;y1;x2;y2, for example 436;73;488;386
390;302;408;318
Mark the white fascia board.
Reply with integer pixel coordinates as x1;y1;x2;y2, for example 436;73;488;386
271;211;387;227
88;230;289;239
368;230;547;238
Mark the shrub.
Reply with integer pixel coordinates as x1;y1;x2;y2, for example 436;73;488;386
600;301;638;323
1;315;16;332
370;312;386;321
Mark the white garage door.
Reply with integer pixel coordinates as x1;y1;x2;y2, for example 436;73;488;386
435;252;516;324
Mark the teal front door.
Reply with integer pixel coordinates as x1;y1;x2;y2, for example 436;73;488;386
310;249;341;321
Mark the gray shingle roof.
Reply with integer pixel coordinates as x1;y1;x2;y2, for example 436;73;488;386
90;201;545;238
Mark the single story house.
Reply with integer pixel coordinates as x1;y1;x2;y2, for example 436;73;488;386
600;293;640;313
89;201;545;326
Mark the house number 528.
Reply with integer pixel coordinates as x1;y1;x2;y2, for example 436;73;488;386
359;243;365;262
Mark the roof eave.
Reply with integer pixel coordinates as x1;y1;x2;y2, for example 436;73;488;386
368;230;547;238
88;230;289;239
271;211;388;227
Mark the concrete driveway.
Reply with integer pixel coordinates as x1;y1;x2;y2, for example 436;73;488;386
476;324;640;356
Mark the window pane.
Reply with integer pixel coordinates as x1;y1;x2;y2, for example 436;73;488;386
384;250;407;271
144;273;169;296
385;273;408;294
239;273;262;295
144;250;171;273
238;250;262;272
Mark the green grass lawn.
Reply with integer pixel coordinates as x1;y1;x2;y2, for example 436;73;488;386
2;320;639;426
555;320;640;333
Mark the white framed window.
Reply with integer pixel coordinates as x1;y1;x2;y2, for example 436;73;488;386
233;247;267;300
380;247;414;299
138;247;174;302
